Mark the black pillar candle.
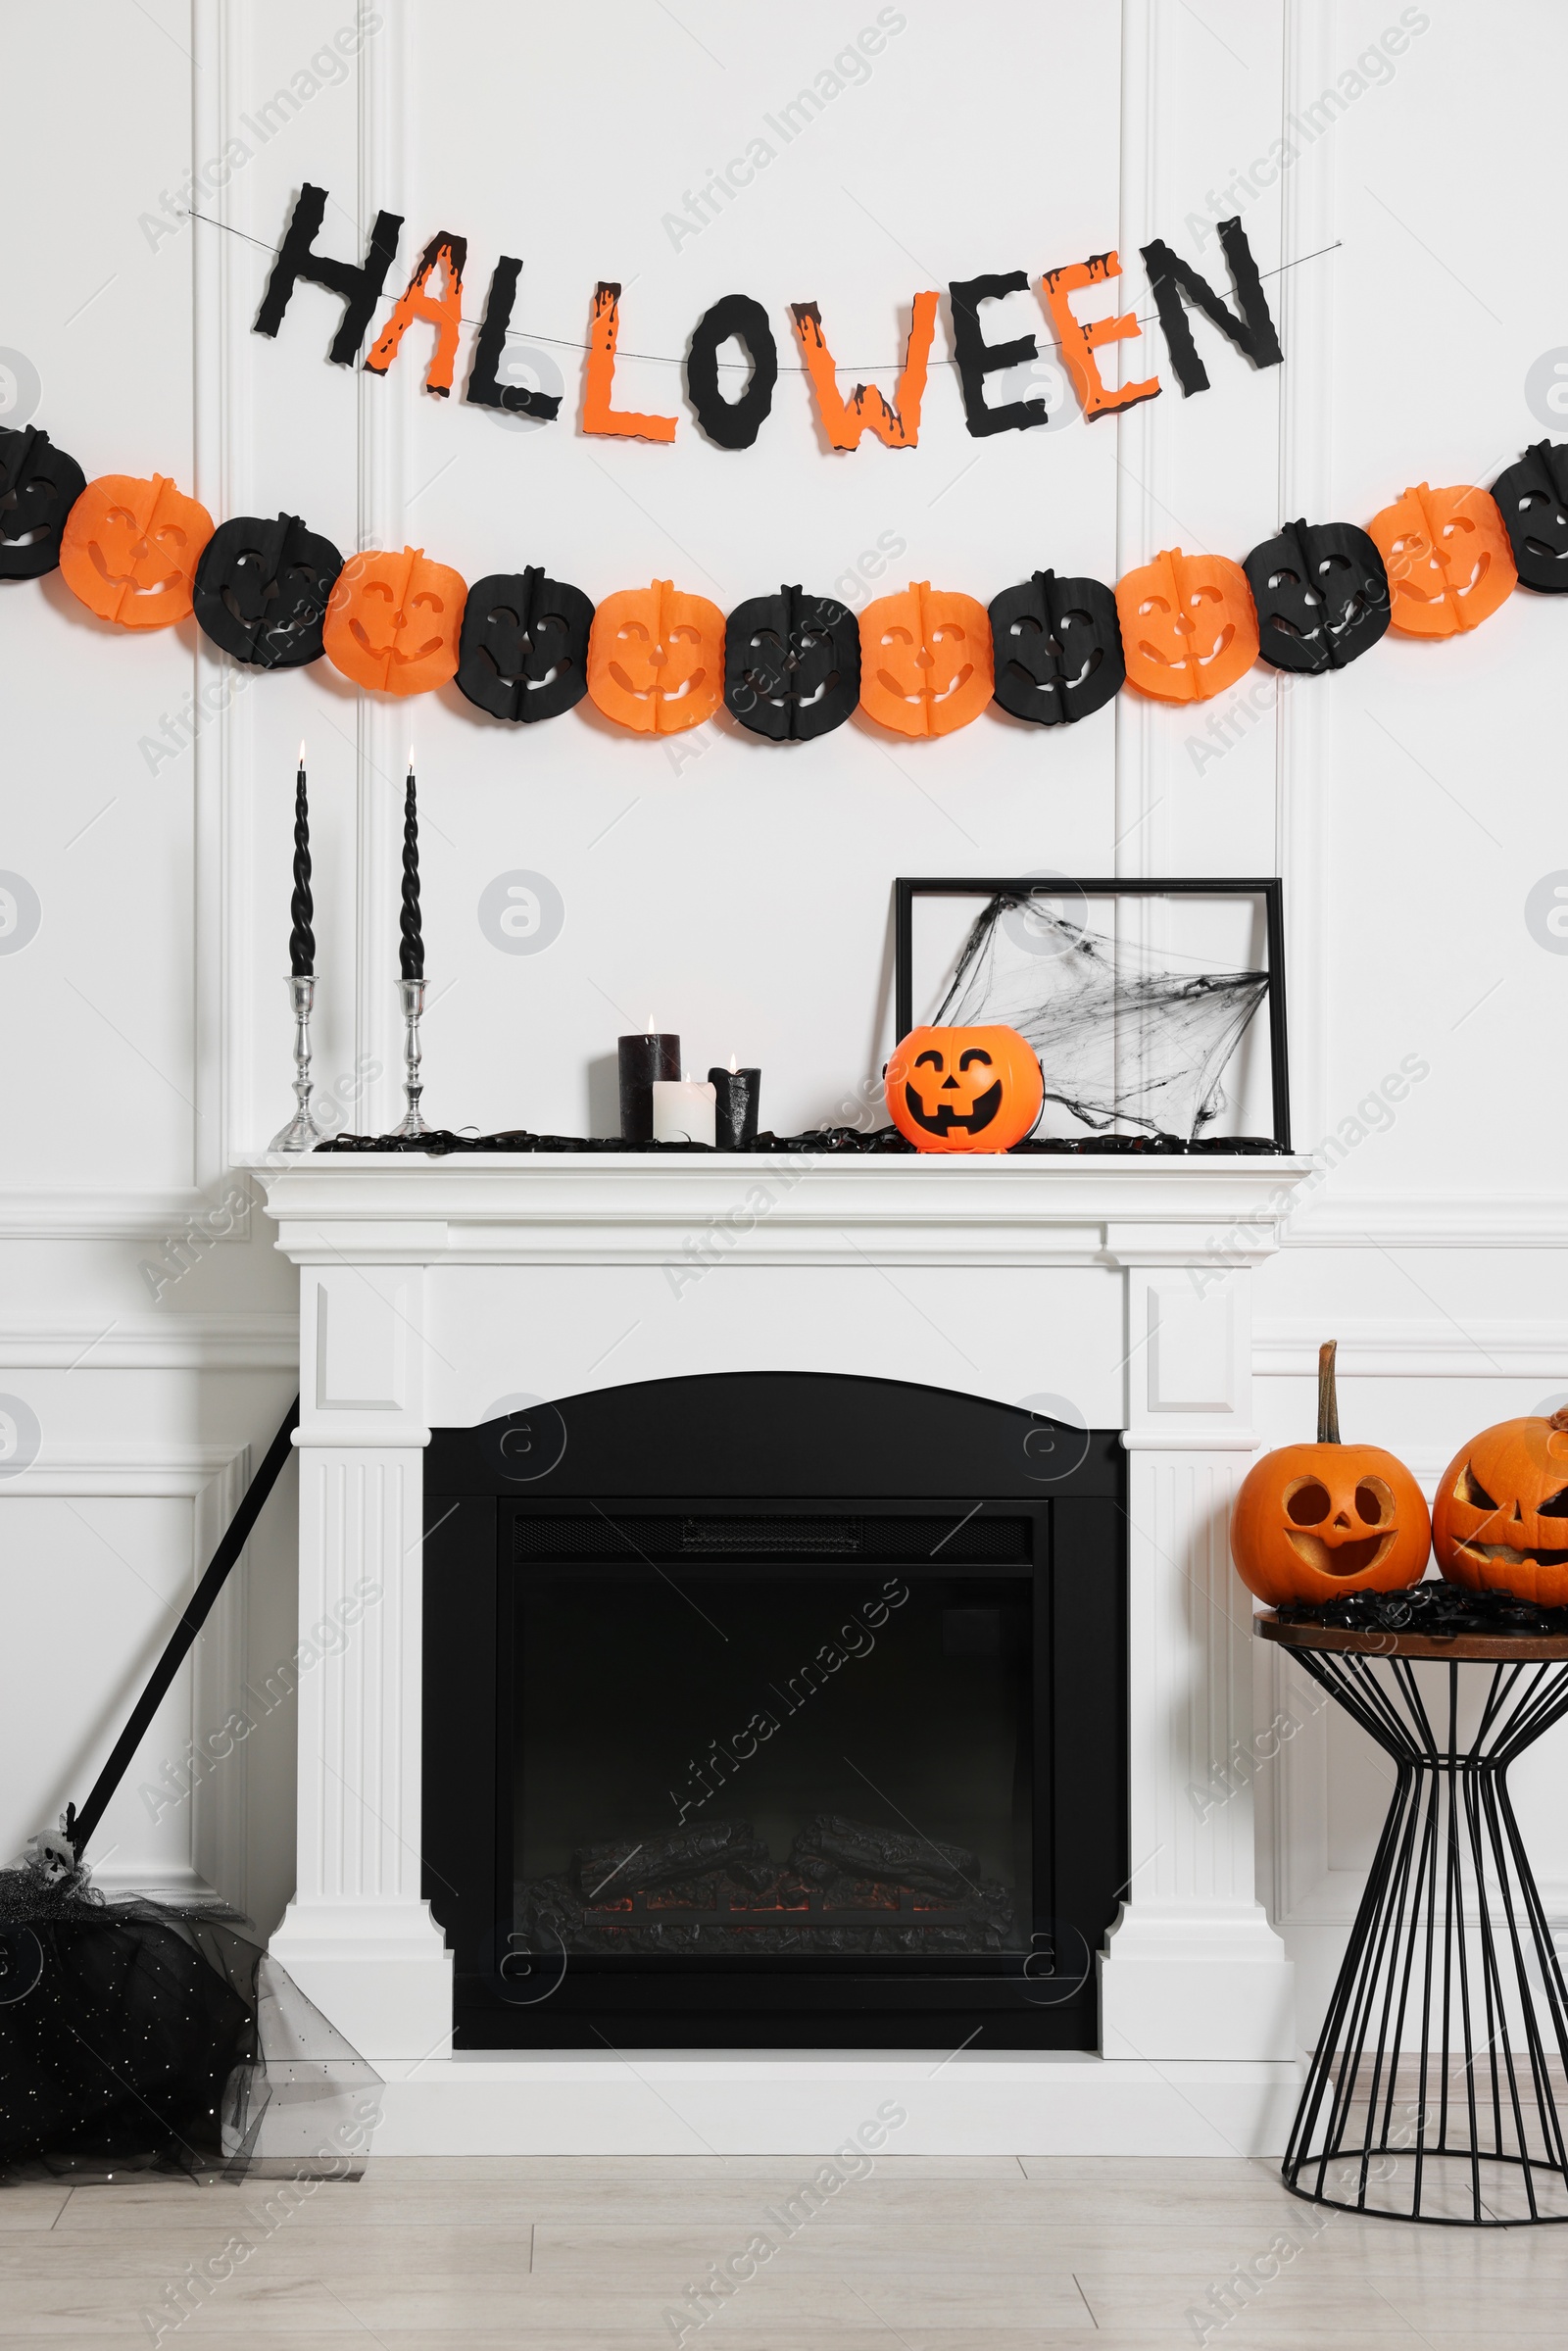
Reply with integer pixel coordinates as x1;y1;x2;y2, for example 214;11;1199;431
618;1030;680;1140
400;761;423;981
710;1063;760;1148
289;748;314;977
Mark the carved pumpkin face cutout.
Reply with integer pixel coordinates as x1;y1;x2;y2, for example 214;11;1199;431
1367;482;1516;636
192;512;344;668
1433;1411;1568;1607
1115;547;1259;702
723;585;860;741
1490;441;1568;595
858;582;994;737
456;567;595;722
1244;518;1391;674
59;472;214;629
0;426;86;581
586;579;724;734
886;1025;1043;1153
987;568;1124;726
321;545;466;696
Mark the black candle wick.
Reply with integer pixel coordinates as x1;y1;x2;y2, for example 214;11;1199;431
289;769;315;978
401;770;423;981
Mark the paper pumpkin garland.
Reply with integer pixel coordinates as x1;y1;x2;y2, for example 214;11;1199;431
886;1025;1044;1153
192;512;344;669
455;567;595;722
1244;518;1390;675
1367;482;1516;637
988;569;1124;725
1115;546;1258;702
321;545;467;695
586;579;724;733
858;582;994;736
723;585;859;741
59;472;214;629
1490;440;1568;594
0;425;85;581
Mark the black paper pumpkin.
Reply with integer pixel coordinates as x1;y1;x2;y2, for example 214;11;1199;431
987;569;1123;725
723;584;859;742
1491;440;1568;593
192;513;344;668
0;425;86;581
455;567;595;723
1243;517;1390;673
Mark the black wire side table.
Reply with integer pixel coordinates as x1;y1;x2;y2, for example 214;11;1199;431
1257;1612;1568;2225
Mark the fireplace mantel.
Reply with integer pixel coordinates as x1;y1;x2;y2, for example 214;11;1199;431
256;1150;1311;1267
251;1149;1317;2152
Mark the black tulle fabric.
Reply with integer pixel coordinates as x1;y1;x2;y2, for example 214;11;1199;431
1275;1583;1568;1637
315;1126;1283;1155
0;1853;378;2180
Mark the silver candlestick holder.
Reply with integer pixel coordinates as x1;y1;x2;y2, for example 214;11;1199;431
268;974;324;1152
391;974;432;1141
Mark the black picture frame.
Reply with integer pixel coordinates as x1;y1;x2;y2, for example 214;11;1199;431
894;875;1291;1152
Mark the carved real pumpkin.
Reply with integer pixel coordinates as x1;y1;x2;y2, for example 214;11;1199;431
1432;1409;1568;1606
321;545;466;695
59;472;214;629
586;578;724;734
1366;481;1516;636
858;582;993;736
1116;546;1259;702
885;1024;1043;1153
1231;1343;1431;1606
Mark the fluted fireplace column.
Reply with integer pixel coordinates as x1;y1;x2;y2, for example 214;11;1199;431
1097;1241;1295;2061
266;1257;452;2062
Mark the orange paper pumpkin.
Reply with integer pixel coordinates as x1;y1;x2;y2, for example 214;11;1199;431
1366;481;1517;637
1231;1344;1431;1607
1433;1410;1568;1607
59;472;213;630
586;579;724;733
1116;546;1259;702
858;582;994;736
321;546;466;696
886;1025;1043;1153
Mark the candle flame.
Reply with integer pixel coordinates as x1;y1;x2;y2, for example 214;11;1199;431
407;744;416;773
298;740;306;763
728;1053;737;1073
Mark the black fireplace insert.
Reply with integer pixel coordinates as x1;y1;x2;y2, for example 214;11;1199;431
423;1372;1126;2050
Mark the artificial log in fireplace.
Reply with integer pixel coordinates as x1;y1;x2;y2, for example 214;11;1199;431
422;1372;1126;2050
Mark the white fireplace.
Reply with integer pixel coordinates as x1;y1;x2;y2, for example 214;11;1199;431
253;1149;1313;2153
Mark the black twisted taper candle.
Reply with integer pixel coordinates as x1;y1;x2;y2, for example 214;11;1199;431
289;752;315;978
400;762;423;981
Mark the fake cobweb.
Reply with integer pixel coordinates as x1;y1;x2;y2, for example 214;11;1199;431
935;893;1270;1141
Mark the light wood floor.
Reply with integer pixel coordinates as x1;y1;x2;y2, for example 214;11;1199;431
2;2153;1565;2344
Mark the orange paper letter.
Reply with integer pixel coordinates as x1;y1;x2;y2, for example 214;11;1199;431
365;230;468;395
789;294;939;451
1038;253;1160;422
582;283;677;443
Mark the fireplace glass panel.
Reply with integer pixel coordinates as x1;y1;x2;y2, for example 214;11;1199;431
510;1521;1033;1961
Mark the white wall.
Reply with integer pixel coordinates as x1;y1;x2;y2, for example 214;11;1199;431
1;0;1564;2034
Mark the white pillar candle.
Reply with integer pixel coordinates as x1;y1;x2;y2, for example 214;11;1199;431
652;1077;716;1146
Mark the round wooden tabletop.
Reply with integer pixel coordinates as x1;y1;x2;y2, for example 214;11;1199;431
1253;1609;1568;1662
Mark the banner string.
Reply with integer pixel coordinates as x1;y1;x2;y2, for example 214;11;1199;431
182;212;1342;377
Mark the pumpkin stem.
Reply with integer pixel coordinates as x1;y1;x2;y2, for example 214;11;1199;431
1317;1341;1341;1445
1552;1409;1568;1434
